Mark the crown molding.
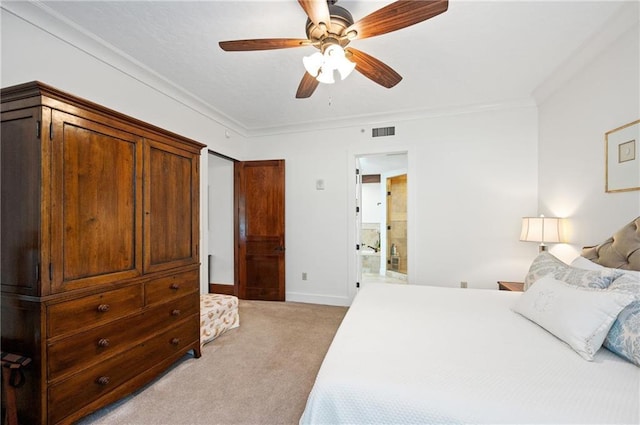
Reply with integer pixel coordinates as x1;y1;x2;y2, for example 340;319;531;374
245;98;537;137
2;1;249;136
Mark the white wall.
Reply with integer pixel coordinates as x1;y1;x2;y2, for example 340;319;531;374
248;105;539;305
207;155;235;285
1;5;249;293
537;17;640;263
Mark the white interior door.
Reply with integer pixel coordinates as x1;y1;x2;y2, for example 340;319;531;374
355;158;363;290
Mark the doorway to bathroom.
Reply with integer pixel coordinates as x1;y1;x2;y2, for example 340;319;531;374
356;152;408;286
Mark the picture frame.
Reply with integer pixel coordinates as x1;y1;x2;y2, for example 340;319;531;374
605;119;640;193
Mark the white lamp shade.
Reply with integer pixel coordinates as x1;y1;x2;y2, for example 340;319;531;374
316;68;335;84
520;216;564;244
323;45;343;69
303;52;323;77
337;58;356;80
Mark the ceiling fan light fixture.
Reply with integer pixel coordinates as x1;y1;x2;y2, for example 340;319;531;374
323;44;343;65
303;44;355;84
303;52;324;77
337;56;356;80
316;68;335;84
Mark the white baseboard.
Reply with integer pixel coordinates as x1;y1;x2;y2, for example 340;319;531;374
285;291;352;307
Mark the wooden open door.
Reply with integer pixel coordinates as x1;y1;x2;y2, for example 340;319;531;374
387;174;407;275
234;160;285;300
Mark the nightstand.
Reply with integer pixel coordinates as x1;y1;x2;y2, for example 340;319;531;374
497;281;524;292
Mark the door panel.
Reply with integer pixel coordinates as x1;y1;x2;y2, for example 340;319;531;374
1;107;45;295
387;174;407;274
50;111;143;293
144;139;200;273
355;163;362;289
235;160;285;301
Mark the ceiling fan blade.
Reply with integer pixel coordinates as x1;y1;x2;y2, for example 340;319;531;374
298;0;331;28
346;0;448;40
296;72;320;98
346;48;402;88
219;38;310;51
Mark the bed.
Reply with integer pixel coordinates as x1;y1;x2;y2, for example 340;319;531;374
300;218;640;424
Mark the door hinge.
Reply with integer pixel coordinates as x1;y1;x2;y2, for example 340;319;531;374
36;121;41;138
356;282;360;288
35;264;40;282
356;206;360;213
356;244;360;250
387;191;391;196
49;122;53;140
49;263;53;281
387;225;391;230
356;168;360;175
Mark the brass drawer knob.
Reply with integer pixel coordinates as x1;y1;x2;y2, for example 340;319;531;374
170;283;180;290
97;304;110;313
171;309;181;316
96;376;110;386
170;338;180;345
97;338;110;348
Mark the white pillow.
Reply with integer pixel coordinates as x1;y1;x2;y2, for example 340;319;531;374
570;256;605;271
512;275;634;360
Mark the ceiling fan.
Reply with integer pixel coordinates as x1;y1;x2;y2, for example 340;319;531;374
219;0;449;99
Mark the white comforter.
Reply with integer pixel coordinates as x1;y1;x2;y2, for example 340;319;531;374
300;283;640;424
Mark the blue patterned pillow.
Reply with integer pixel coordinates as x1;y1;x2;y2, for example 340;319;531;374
524;252;623;291
604;271;640;366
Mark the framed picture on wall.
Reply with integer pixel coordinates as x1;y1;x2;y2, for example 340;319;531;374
606;119;640;193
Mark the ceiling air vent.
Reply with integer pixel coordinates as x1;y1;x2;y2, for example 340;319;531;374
372;126;395;137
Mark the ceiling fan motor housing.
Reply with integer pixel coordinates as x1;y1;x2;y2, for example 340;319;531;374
305;4;354;49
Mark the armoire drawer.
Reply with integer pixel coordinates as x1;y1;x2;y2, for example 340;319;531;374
48;294;199;380
48;316;199;424
145;269;198;306
48;285;143;338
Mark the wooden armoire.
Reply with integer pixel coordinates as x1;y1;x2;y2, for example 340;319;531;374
1;81;204;424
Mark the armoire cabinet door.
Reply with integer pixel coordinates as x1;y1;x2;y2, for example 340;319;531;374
143;139;199;273
1;106;50;296
49;110;143;293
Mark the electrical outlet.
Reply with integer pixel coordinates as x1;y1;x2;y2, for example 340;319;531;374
302;272;308;281
460;281;468;288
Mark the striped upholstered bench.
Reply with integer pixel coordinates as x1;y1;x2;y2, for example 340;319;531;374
200;293;240;346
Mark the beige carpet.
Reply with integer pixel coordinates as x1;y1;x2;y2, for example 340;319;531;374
78;300;348;425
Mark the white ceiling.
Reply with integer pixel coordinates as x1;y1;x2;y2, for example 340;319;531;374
33;1;628;135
